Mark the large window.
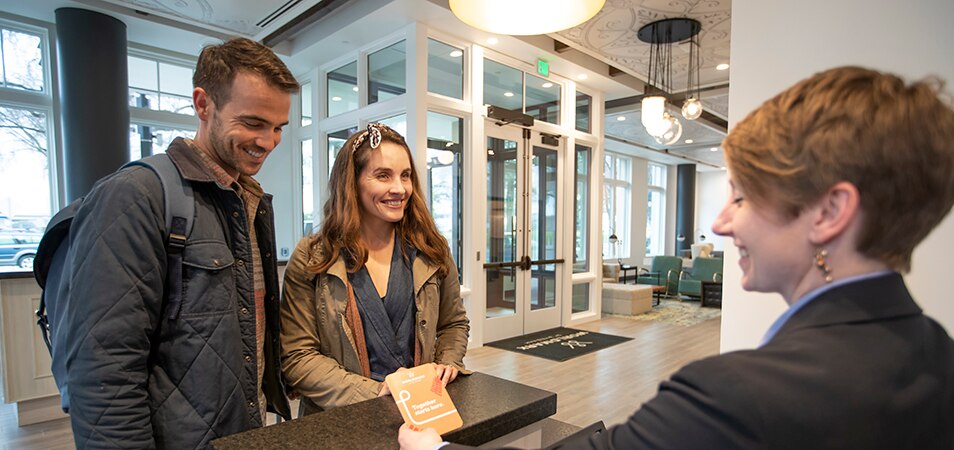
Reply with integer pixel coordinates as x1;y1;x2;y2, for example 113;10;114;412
646;162;667;256
377;113;407;136
573;144;591;273
1;25;44;92
427;39;463;100
483;58;522;111
128;124;195;160
572;283;589;314
602;152;632;261
328;61;358;117
0;104;51;218
126;50;197;161
300;82;312;126
368;40;406;104
575;91;591;133
483;59;565;125
302;139;314;235
426;112;463;277
0;21;52;273
127;54;194;115
328;126;358;175
525;73;559;125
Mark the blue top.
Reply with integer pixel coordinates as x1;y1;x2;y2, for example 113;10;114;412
759;270;895;347
349;239;417;381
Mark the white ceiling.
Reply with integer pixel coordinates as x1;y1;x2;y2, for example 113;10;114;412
3;0;733;168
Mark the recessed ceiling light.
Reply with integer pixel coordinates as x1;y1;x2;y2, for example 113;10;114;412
685;139;694;144
716;63;730;71
351;86;358;92
486;37;499;45
577;73;588;80
503;91;514;97
449;50;463;57
331;96;342;102
541;82;553;88
616;116;626;121
710;147;719;152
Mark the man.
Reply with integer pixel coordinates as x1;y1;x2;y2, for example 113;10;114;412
65;37;299;449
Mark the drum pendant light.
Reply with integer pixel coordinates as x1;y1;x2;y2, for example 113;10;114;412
449;0;605;36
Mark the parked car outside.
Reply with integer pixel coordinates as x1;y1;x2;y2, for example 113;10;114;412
10;216;48;233
0;232;41;269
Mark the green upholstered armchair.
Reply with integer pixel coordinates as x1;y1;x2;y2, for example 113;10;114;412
678;257;724;298
637;256;682;296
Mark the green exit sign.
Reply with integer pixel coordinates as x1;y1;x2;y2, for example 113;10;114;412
537;59;549;77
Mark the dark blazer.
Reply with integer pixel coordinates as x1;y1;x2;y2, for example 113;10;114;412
451;273;954;449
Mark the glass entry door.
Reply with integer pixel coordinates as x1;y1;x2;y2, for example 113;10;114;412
483;122;563;343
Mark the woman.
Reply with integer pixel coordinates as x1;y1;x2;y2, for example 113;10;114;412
282;123;469;416
401;67;954;448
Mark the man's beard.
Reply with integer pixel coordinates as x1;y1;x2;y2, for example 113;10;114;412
207;113;230;165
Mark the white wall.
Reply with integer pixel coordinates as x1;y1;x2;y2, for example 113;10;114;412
722;0;954;352
255;138;299;260
695;171;728;251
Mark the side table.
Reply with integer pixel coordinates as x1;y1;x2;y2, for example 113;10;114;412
619;265;638;284
701;281;723;308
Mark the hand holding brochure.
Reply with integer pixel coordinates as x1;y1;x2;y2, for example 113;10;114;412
385;363;463;435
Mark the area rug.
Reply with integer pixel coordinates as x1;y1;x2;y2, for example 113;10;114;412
609;299;722;327
485;327;631;362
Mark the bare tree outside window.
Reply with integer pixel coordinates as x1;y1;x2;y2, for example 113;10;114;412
0;105;47;159
1;28;44;92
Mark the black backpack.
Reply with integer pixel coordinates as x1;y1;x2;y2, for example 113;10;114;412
32;153;194;412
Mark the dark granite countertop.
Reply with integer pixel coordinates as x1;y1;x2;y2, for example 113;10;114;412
0;270;34;281
212;372;557;450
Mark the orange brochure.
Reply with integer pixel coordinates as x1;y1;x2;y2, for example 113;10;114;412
385;363;463;435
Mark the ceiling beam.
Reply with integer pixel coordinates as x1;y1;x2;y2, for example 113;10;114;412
262;0;354;48
605;83;730;132
512;34;647;93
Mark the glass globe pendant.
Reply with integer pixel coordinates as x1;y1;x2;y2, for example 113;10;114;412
682;97;703;120
653;113;683;145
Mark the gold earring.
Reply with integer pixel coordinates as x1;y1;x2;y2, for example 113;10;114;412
814;248;833;283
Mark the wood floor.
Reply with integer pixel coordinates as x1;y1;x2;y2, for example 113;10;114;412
464;315;722;429
0;314;721;449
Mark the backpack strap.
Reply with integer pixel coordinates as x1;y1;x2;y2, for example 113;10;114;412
33;202;83;353
123;153;194;320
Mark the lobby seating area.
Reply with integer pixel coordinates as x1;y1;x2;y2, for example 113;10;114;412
601;250;724;316
637;256;682;296
677;257;724;299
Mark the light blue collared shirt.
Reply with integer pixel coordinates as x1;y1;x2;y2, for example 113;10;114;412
759;270;895;347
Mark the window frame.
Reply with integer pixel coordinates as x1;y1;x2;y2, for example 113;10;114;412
0;15;57;274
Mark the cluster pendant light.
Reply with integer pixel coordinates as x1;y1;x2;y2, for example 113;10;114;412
449;0;605;36
637;18;703;145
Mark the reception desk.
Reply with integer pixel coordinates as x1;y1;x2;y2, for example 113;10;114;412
0;273;67;426
212;372;557;449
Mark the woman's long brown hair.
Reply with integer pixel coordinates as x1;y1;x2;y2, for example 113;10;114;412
306;123;451;277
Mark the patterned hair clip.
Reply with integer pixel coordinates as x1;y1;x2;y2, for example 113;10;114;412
352;123;384;154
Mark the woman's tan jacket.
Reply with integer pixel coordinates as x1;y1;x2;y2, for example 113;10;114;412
280;237;470;415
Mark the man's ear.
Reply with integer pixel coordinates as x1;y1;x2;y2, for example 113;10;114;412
808;181;861;245
193;87;213;120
